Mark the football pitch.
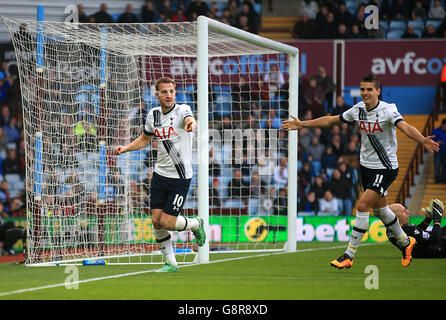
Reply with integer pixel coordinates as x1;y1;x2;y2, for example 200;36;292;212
1;242;445;301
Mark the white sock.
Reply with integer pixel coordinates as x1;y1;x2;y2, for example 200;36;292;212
154;228;177;266
345;211;369;259
174;216;200;231
373;206;409;247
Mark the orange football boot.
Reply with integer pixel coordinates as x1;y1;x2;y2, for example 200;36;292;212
330;253;353;269
401;236;416;267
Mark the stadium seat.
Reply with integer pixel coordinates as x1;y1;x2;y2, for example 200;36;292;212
317;211;338;217
219;178;232;197
75;91;89;107
346;0;358;15
143;88;157;109
387;30;404;40
425;19;442;30
175;90;188;105
408;20;425;32
325;168;334;180
212;147;224;162
379;21;389;32
76;153;87;163
389;20;407;32
117;156;129;175
311;161;322;176
247;198;259;215
221;145;232;168
413;29;422;38
87;152;98;163
213;84;231;93
185;198;197;209
215;1;226;11
337;198;343;215
221;167;233;179
298;211;316;216
5;174;23;197
169;1;178;12
83;170;99;190
213;85;232;117
253;2;262;14
175;86;194;106
112;13;120;22
223;198;245;208
257;197;273;215
351;168;358;183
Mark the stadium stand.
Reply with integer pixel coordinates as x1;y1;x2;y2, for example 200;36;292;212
422;152;446;208
389;20;407;32
405;116;446;214
0;0;444;238
386;30;404;39
259;16;298;40
408;19;425;32
0;1;145;42
388;115;429;205
426;19;443;30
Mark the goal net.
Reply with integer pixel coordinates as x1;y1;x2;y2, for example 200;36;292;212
1;15;298;266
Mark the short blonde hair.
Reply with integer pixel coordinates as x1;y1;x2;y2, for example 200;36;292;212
155;77;176;91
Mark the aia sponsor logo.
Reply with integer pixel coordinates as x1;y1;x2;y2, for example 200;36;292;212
359;121;383;134
154;127;178;140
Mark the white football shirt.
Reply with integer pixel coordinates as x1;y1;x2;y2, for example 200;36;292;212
144;103;194;179
340;100;404;170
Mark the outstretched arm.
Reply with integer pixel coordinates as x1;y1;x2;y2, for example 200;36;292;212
396;121;439;153
184;116;196;132
281;114;343;131
115;133;153;155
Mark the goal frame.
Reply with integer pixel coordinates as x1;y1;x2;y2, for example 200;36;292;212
196;16;299;264
1;13;299;266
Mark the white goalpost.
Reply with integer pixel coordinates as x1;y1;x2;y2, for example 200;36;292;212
196;17;298;263
1;12;298;266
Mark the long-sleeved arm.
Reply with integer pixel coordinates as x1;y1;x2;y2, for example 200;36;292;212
115;133;153;155
396;121;439;153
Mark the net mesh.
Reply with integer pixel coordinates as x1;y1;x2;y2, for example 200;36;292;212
2;17;291;265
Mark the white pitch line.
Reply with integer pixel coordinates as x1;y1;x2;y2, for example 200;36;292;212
0;243;383;297
0;268;162;297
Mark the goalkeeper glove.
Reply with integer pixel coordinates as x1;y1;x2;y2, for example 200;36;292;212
430;199;444;224
421;206;433;220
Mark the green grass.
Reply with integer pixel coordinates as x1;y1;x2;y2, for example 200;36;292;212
1;242;446;300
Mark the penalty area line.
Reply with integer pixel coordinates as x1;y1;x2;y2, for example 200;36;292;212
0;243;382;297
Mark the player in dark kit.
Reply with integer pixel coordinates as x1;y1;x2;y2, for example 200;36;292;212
388;199;445;258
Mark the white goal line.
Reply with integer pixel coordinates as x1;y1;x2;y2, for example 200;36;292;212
0;243;382;297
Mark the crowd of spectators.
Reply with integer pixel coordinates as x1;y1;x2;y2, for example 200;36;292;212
432;118;446;183
0;1;362;229
292;0;446;40
75;0;262;34
0;65;26;220
191;61;360;217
